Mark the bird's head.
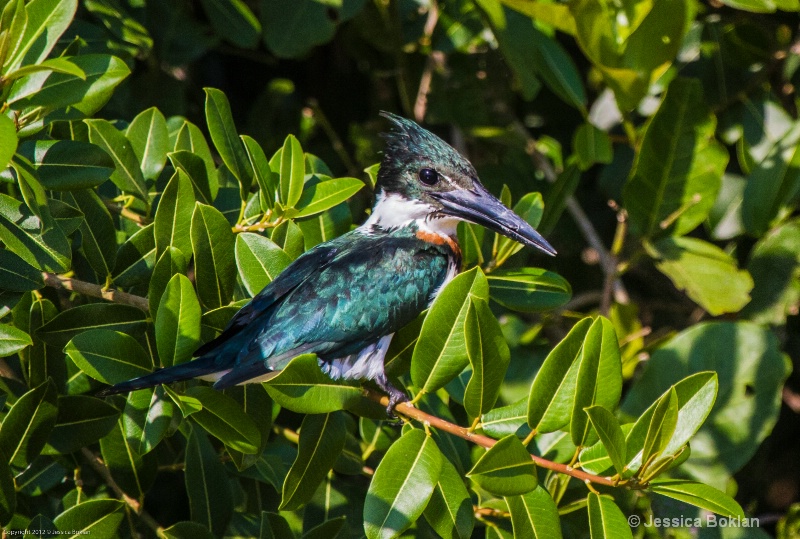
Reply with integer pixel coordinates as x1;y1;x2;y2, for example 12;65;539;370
375;112;556;256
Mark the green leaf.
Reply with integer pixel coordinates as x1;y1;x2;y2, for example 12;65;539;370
85;118;149;202
185;386;262;454
50;196;84;236
622;321;786;487
242;134;276;210
190;202;237;309
84;0;152;52
112;222;156;288
235;232;292;297
199;0;260;48
204;87;252;196
0;193;70;272
411;267;489;394
0;323;32;357
281;412;347;510
64;329;152;384
587;493;632;539
260;510;294;539
494;192;545;263
464;298;510;421
0;114;17;171
528;25;586;111
185;426;233;536
624;78;728;237
742;124;800;236
584;406;626;475
364;429;442;539
570;0;692;111
122;386;175;455
162;521;216;539
12;156;53;230
481;397;529;439
527;317;592;432
500;0;576;34
294;176;364;218
467;435;537;496
422;456;474;539
164;386;202;418
126;107;169;181
0;455;15;526
260;0;362;58
506;486;562;539
156;274;201;367
168;150;213;205
225;384;273;470
18;140;114;190
0;379;57;468
645;236;753;315
16;459;68;498
9;0;77;68
3;57;86;82
296;199;352;249
278;134;305;209
623;372;717;474
44;395;118;455
53;499;124;539
570;317;622;447
271;218;305;258
487;268;571;313
649;479;745;518
640;387;679;468
741;219;800;324
0;0;28;76
303;517;346;539
69;189;117;278
148;247;188;317
8;54;131;120
574;123;613;171
262;354;363;414
23;297;64;390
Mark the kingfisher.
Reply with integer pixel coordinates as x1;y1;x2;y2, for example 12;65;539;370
99;113;556;411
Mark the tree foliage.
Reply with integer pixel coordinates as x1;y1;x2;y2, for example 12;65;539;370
0;0;798;538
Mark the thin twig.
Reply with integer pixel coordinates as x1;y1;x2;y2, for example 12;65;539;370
510;120;630;308
413;1;441;122
307;99;359;176
81;448;163;534
364;390;625;489
103;198;151;227
42;273;150;312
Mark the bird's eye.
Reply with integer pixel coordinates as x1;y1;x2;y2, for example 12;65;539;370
418;168;439;186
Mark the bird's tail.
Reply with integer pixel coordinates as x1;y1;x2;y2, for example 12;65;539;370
96;355;220;396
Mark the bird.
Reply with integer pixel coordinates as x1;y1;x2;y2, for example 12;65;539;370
98;113;556;412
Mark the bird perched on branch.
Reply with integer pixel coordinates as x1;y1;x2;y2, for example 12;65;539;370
99;113;556;411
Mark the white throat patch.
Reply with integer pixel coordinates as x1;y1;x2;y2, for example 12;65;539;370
361;192;458;237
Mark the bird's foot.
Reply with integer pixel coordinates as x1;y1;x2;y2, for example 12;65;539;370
375;374;409;418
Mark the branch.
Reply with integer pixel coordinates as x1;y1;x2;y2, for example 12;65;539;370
46;274;624;489
81;448;163;534
42;273;149;312
363;390;623;489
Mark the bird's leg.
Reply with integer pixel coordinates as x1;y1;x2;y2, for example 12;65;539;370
375;373;409;417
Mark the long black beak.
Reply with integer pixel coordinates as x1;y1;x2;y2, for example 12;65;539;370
432;183;556;256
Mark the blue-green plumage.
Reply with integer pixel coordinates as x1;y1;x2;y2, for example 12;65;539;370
99;113;554;412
